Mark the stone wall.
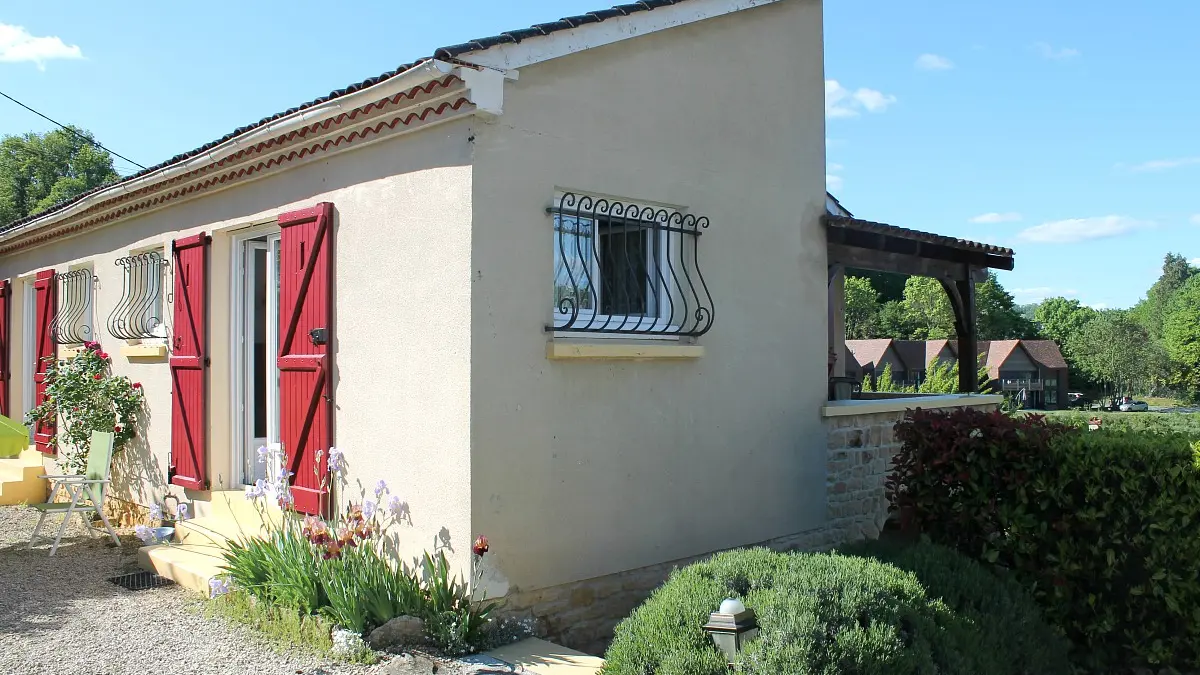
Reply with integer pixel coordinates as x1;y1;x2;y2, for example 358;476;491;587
501;403;998;655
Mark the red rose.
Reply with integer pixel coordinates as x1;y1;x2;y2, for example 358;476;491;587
133;382;143;389
114;425;123;433
98;352;109;359
93;374;103;380
472;535;490;557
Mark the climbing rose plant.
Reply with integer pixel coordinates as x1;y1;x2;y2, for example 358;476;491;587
25;341;146;474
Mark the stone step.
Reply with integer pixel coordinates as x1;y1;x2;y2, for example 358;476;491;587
138;543;227;596
0;475;47;505
205;489;284;524
0;460;45;484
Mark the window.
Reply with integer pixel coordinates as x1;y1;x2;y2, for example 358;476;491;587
1045;378;1058;405
107;250;167;340
53;268;95;345
550;191;714;337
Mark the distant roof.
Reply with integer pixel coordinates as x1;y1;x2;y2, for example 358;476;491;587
824;214;1014;258
845;339;895;369
1;0;708;235
1021;340;1069;370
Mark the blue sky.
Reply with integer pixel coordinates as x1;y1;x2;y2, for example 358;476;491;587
2;0;1196;309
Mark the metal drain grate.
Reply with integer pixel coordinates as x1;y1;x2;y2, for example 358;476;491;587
108;570;176;592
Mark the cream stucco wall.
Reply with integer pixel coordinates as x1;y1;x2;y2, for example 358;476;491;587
0;121;476;572
469;0;828;591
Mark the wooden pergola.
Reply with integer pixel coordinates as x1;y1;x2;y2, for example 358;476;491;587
824;213;1016;393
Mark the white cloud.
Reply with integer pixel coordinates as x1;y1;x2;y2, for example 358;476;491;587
826;174;844;191
1191;214;1200;225
1011;287;1079;302
1190;258;1200;266
915;53;954;71
1016;215;1152;244
969;212;1022;224
1127;157;1200;173
826;80;897;118
0;23;82;69
1034;42;1080;60
1085;302;1108;310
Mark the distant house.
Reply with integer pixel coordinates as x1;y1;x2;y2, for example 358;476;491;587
846;338;1069;409
975;340;1069;409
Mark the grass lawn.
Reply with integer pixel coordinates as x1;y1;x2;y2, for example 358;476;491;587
1038;409;1200;438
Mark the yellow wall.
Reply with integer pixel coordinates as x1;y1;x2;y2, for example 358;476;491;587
0;120;476;573
468;0;829;592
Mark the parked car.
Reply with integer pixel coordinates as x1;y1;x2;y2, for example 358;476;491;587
1119;400;1149;412
1067;392;1089;408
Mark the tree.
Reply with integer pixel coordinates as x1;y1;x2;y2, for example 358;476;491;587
876;300;916;339
901;277;955;339
1162;275;1200;399
1132;253;1195;340
976;272;1037;340
844;276;879;339
0;126;120;225
1070;310;1151;397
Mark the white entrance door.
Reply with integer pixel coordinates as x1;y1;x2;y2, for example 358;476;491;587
236;234;281;486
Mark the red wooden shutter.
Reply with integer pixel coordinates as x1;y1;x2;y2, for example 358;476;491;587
0;280;10;418
33;270;56;454
169;233;210;490
278;203;334;516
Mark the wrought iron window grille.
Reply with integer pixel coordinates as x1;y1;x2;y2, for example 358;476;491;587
549;192;714;337
53;269;96;345
107;251;167;340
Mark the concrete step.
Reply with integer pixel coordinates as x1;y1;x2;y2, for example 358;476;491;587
206;489;284;524
0;450;48;505
175;516;270;548
138;543;227;596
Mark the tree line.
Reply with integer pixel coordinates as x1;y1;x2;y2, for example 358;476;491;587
845;254;1200;400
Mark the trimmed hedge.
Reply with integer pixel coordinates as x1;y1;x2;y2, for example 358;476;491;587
602;546;1065;675
846;540;1071;675
891;408;1200;670
1042;410;1200;438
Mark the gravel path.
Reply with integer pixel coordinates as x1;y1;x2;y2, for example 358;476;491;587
0;505;377;675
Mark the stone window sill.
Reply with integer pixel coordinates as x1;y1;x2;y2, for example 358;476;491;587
546;341;704;361
121;344;168;359
821;394;1003;417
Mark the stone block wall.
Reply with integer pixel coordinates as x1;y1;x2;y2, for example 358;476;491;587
500;402;998;655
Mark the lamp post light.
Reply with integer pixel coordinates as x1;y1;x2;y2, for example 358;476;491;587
702;598;760;665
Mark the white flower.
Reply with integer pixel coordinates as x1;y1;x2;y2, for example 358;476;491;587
256;445;270;464
134;524;155;544
209;578;231;597
148;504;163;520
387;494;404;519
244;482;267;501
175;503;189;520
374;479;389;500
362;500;377;520
327;447;345;474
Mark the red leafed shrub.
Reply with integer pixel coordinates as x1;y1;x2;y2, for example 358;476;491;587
887;408;1070;561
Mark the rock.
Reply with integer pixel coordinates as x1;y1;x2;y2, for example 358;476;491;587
330;628;368;659
368;615;427;650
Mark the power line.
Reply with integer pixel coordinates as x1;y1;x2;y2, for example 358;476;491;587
0;89;147;171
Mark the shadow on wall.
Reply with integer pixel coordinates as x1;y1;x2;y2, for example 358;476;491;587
108;418;165;527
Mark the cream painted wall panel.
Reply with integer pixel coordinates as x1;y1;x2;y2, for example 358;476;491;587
0;121;475;572
469;0;828;591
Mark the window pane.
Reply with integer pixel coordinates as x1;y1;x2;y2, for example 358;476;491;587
553;214;595;314
598;217;661;317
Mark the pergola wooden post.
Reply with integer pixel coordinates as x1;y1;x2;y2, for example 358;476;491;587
824;215;1012;394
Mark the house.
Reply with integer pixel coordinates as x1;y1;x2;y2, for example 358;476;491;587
976;339;1069;409
0;0;1010;652
845;339;957;387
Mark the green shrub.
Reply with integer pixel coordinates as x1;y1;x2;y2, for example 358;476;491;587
602;547;1052;675
891;407;1200;670
223;524;326;615
846;540;1071;675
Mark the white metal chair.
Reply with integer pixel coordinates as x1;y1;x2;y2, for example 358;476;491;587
29;431;120;556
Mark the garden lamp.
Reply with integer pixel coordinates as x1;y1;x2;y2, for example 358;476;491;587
702;598;760;664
